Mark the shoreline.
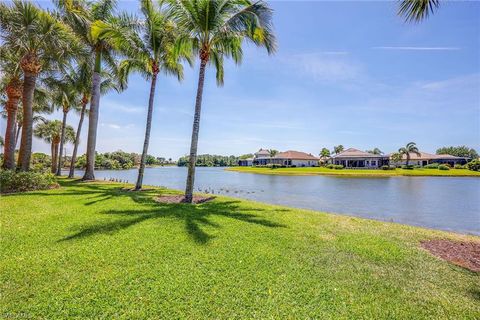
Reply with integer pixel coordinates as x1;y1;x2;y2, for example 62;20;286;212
226;166;480;177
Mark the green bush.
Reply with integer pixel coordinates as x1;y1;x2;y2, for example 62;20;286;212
438;164;450;171
467;159;480;171
454;164;465;169
326;164;334;169
381;165;395;170
334;165;344;170
401;165;415;170
266;164;285;169
424;163;439;169
0;170;58;194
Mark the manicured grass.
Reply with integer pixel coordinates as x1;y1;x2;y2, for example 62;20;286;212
227;166;480;177
1;179;479;318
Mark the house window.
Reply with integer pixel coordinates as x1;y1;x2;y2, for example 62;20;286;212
371;161;376;166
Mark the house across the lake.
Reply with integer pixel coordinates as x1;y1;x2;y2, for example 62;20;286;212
330;148;389;168
389;151;469;167
239;149;319;167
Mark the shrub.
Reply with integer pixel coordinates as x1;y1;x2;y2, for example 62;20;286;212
266;164;284;169
424;163;439;169
0;170;58;194
454;164;465;169
438;164;450;171
401;165;415;170
381;165;395;170
467;159;480;171
334;165;344;170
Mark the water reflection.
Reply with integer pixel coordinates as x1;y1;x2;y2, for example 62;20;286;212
69;167;480;235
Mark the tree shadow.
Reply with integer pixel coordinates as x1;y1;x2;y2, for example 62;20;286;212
58;180;287;244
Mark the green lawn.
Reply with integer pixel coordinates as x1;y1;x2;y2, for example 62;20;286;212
227;166;480;177
1;179;479;318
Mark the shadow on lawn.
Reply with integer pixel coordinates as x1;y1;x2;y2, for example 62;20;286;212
57;179;286;244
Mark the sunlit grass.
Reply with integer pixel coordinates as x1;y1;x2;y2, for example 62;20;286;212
1;179;478;318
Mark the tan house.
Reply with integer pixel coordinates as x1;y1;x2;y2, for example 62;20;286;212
330;148;388;168
240;149;319;167
390;151;469;166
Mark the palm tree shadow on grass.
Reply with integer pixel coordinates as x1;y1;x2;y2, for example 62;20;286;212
58;180;287;244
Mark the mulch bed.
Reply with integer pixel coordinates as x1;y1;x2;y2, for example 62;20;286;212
421;239;480;272
154;195;216;204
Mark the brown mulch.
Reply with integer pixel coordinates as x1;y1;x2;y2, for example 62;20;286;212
421;239;480;272
154;195;216;204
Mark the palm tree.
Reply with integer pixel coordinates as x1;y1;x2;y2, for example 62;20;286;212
319;148;331;164
170;0;276;203
67;63;121;178
333;145;344;154
44;72;82;176
398;142;421;166
34;120;75;174
366;148;383;155
398;0;440;22
57;0;132;180
96;0;188;190
0;1;81;171
0;49;22;170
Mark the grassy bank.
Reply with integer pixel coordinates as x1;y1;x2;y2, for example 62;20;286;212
1;179;479;318
227;166;480;177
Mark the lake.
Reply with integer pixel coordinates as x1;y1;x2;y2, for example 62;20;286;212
69;167;480;235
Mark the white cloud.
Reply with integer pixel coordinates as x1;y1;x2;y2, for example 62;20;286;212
102;100;144;114
100;122;134;129
283;52;362;82
373;46;460;51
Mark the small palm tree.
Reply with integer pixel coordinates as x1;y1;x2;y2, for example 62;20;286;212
170;0;276;202
333;145;344;154
268;149;278;158
96;0;189;190
319;148;331;164
398;142;421;166
0;0;81;171
398;0;440;22
45;73;81;176
367;148;383;155
34;120;75;174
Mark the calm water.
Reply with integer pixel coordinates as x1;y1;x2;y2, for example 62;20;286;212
70;167;480;235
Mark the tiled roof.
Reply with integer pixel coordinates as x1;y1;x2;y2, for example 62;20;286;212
332;148;386;158
387;151;466;160
274;150;319;160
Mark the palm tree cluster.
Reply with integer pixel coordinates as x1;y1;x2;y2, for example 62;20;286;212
1;0;276;203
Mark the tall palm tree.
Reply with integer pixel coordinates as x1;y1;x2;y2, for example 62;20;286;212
169;0;276;203
398;0;440;22
95;0;188;190
34;120;75;174
0;49;22;170
67;64;122;178
398;142;421;166
57;0;131;180
0;1;81;171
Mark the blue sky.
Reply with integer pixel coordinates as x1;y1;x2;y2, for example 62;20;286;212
10;1;480;159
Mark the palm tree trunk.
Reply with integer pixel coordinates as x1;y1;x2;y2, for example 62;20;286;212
15;124;22;149
406;153;410;166
185;59;207;203
51;142;57;174
82;52;102;181
17;72;37;171
56;110;68;176
69;101;87;178
135;73;158;191
2;98;19;170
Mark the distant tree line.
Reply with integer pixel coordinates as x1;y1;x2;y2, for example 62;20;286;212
436;146;478;159
73;150;174;170
177;154;241;167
